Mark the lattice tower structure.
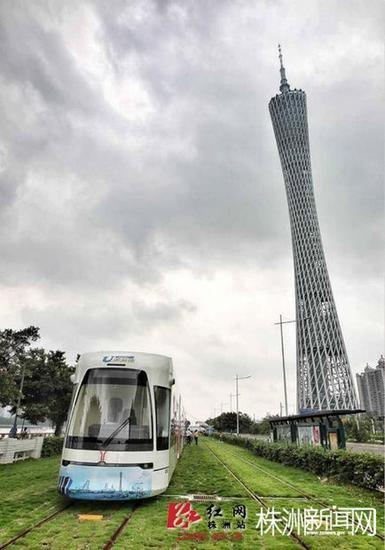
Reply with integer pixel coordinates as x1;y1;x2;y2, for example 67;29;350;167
268;47;358;411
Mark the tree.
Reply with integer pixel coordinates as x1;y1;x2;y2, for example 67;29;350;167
12;349;74;435
344;414;377;443
205;412;253;433
0;326;74;436
205;412;277;435
252;414;280;435
45;351;75;435
0;326;40;406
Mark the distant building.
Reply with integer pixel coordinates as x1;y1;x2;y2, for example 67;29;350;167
356;355;385;417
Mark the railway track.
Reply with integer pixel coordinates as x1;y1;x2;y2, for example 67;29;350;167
204;440;384;544
102;503;140;550
0;502;74;549
203;441;310;549
0;501;141;550
230;450;385;543
1;442;382;548
229;453;315;499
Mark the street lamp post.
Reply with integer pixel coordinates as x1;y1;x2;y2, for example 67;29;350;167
274;314;307;416
274;314;290;416
235;374;251;435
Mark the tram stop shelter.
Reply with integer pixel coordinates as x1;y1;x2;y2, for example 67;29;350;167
269;409;365;450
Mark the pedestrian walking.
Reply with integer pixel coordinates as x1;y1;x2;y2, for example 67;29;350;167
186;428;193;445
193;430;199;445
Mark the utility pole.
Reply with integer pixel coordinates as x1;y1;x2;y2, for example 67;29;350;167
229;394;233;413
235;374;251;435
274;315;306;416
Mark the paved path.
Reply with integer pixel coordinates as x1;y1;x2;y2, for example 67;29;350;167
236;433;384;455
347;442;384;456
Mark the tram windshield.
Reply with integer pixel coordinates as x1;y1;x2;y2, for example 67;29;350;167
66;368;153;451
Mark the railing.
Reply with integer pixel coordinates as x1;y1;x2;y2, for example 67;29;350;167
0;437;44;464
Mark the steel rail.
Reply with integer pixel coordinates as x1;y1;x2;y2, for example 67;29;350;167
0;503;74;549
232;453;313;499
203;441;310;549
102;503;140;550
230;451;385;542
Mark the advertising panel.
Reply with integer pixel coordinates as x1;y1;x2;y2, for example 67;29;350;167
276;424;292;443
297;426;313;445
58;464;152;500
312;425;321;445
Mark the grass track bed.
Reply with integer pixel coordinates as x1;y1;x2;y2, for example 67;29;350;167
203;441;302;497
204;438;384;548
114;498;298;550
0;457;64;543
10;502;134;549
165;442;248;497
0;440;383;548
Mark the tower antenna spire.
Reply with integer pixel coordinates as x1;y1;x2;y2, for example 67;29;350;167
278;44;290;93
278;44;284;68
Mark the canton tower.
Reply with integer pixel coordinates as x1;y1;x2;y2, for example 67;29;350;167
269;46;358;411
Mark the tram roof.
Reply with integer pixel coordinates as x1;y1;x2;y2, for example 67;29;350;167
73;351;173;383
77;350;172;364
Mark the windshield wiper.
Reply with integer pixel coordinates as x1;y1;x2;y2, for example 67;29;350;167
101;416;131;449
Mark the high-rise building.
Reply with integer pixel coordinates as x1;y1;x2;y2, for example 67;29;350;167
268;46;358;411
356;356;385;417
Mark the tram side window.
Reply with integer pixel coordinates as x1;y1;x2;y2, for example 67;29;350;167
170;394;176;447
154;386;170;450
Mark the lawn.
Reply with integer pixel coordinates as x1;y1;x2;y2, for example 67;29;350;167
0;456;63;543
0;439;383;549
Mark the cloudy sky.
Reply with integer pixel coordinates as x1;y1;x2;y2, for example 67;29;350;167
0;0;383;421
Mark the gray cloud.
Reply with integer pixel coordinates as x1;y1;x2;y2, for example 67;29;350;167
0;0;382;418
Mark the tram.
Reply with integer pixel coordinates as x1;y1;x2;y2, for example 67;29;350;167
58;351;185;500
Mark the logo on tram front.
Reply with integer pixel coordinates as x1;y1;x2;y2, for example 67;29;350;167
103;355;135;363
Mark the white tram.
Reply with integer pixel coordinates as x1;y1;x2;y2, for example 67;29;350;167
58;351;185;500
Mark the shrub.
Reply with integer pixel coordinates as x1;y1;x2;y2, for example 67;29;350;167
41;436;64;457
213;434;384;491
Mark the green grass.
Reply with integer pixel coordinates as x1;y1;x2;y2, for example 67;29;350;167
204;438;384;548
0;456;63;542
114;498;299;550
204;438;384;524
0;457;131;549
10;501;134;549
0;440;383;549
166;442;248;497
203;442;301;497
